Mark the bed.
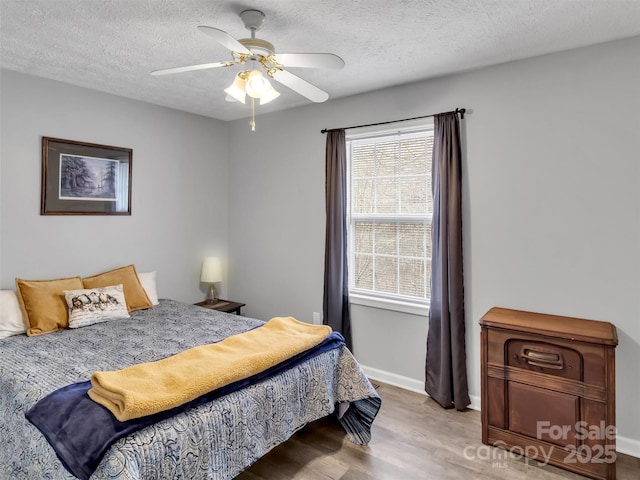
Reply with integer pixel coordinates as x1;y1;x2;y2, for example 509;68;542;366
0;298;380;479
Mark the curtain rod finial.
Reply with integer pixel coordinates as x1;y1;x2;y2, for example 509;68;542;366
456;108;466;119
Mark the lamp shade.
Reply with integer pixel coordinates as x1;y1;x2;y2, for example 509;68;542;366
259;83;280;105
224;74;247;104
200;257;222;283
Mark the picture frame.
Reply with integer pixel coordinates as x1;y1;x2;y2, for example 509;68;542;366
41;137;132;215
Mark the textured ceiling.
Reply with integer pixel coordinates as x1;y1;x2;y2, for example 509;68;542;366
2;0;640;121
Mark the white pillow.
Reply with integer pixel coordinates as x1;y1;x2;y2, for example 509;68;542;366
137;271;159;305
0;290;27;338
63;285;130;329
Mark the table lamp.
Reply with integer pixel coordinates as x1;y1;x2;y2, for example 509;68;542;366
200;257;222;304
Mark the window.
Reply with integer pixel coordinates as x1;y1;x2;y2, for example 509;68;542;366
347;122;433;315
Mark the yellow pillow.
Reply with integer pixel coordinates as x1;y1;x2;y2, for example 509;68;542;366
82;265;152;312
16;276;84;336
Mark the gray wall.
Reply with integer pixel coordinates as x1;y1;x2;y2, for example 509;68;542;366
228;36;640;450
0;70;229;302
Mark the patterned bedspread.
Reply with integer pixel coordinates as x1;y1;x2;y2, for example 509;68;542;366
0;299;379;479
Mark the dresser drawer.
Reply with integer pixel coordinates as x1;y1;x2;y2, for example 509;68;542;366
507;339;583;381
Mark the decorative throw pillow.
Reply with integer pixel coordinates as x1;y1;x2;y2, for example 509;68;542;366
16;276;84;336
137;271;159;305
82;265;153;312
0;290;27;339
63;284;130;328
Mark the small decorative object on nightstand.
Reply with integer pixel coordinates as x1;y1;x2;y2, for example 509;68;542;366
200;257;222;304
194;299;246;315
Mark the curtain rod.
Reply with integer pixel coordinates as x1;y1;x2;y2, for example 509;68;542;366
320;107;466;134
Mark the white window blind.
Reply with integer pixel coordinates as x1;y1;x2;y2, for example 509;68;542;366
347;125;433;314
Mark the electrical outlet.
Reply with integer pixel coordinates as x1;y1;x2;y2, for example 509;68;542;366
312;312;322;325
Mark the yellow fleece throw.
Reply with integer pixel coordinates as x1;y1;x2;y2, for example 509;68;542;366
88;317;332;421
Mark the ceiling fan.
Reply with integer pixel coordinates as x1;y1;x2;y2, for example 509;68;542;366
151;9;345;116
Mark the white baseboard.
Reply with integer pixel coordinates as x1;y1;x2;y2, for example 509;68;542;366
361;365;638;459
361;365;426;395
361;365;481;409
617;435;640;458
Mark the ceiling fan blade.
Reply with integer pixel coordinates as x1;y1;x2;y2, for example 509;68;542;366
151;61;230;76
274;53;345;70
197;26;252;55
271;69;329;103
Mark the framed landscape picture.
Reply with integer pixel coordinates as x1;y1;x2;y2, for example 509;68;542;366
41;137;132;215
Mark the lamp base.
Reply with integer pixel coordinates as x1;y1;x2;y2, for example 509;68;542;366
205;284;219;304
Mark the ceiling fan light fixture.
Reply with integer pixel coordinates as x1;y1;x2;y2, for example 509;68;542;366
245;70;271;98
224;73;247;104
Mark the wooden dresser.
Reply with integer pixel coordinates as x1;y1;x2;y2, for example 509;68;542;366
480;307;618;480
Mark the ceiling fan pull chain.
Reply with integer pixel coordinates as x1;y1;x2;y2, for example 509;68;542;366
250;97;256;131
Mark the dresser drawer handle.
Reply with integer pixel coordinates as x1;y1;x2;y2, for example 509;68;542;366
521;348;564;369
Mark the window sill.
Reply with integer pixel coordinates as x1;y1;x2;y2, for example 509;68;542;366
349;293;429;317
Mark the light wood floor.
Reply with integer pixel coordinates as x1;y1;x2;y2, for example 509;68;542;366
237;381;639;479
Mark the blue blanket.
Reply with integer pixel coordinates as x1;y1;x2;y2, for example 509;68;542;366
26;331;346;480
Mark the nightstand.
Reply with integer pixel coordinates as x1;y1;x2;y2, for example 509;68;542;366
194;299;245;315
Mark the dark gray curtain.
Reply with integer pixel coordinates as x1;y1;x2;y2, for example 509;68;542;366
425;112;470;410
323;129;353;350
